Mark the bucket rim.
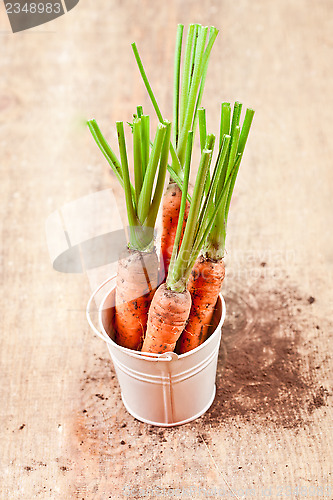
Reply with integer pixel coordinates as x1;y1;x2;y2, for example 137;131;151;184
86;274;226;361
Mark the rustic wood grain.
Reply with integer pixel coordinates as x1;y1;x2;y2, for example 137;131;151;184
0;0;332;499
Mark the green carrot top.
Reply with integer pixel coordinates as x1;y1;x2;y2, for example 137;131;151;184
87;107;171;251
132;23;219;179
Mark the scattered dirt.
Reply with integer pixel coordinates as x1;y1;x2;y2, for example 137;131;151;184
74;268;332;451
204;274;332;428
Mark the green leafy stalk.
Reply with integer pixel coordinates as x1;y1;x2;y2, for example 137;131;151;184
167;130;193;288
136;105;143;118
168;134;214;292
226;125;240;178
131;41;181;176
188;164;237;273
238;108;255;155
137;122;167;223
145;121;172;228
188;25;199;92
179;24;196;129
198;107;210;195
173;24;184;146
205;102;255;259
132;26;218;176
166;165;192;204
198;107;207;152
133;118;143;204
224;153;242;222
176;26;209;166
87;119;136;204
88;109;171;252
131;43;164;123
219;102;231;148
140;114;150;177
213;153;242;257
230;101;242;139
192;26;219;132
195;134;231;244
116;121;140;248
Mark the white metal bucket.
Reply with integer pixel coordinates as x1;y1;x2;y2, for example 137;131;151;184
86;275;226;427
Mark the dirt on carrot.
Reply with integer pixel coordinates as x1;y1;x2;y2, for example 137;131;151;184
160;182;189;278
141;282;191;354
177;255;225;354
114;247;159;350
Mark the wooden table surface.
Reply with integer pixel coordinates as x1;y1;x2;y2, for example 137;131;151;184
1;1;332;498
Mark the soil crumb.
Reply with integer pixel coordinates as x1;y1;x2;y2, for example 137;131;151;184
205;277;331;429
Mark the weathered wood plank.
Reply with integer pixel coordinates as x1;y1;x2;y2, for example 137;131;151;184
0;0;332;498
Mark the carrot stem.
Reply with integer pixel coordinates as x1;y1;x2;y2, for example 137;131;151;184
198;107;207;152
168;134;214;291
133;118;143;205
226;125;240;178
173;24;184;147
136;105;143;118
131;43;164;123
179;24;196;130
196;134;231;242
140;115;150;177
230;101;242;138
87;119;136;201
192;26;219;132
238;108;255;155
176;26;209;166
188;24;199;94
198;107;210;195
167;130;193;289
219;102;231;148
166;165;192;204
144;121;172;229
208;153;242;258
205;102;255;259
116;121;140;248
188;163;237;272
132;26;218;174
137;122;167;224
132;41;181;177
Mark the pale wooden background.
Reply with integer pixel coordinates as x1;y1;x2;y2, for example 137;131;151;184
0;0;332;499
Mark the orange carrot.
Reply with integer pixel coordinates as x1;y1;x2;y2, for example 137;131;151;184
141;283;191;353
160;182;189;277
177;256;225;354
132;25;218;277
88;113;171;351
177;105;255;353
142;133;217;354
114;248;158;350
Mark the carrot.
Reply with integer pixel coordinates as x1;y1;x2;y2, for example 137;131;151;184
177;256;225;353
115;248;158;350
141;283;191;353
142;131;231;354
87;109;171;350
160;182;189;277
178;104;255;353
132;25;219;275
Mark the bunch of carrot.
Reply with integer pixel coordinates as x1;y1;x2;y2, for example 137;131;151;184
88;24;254;355
88;109;171;350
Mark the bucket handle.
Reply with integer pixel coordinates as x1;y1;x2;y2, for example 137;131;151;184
86;275;117;344
86;276;177;362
